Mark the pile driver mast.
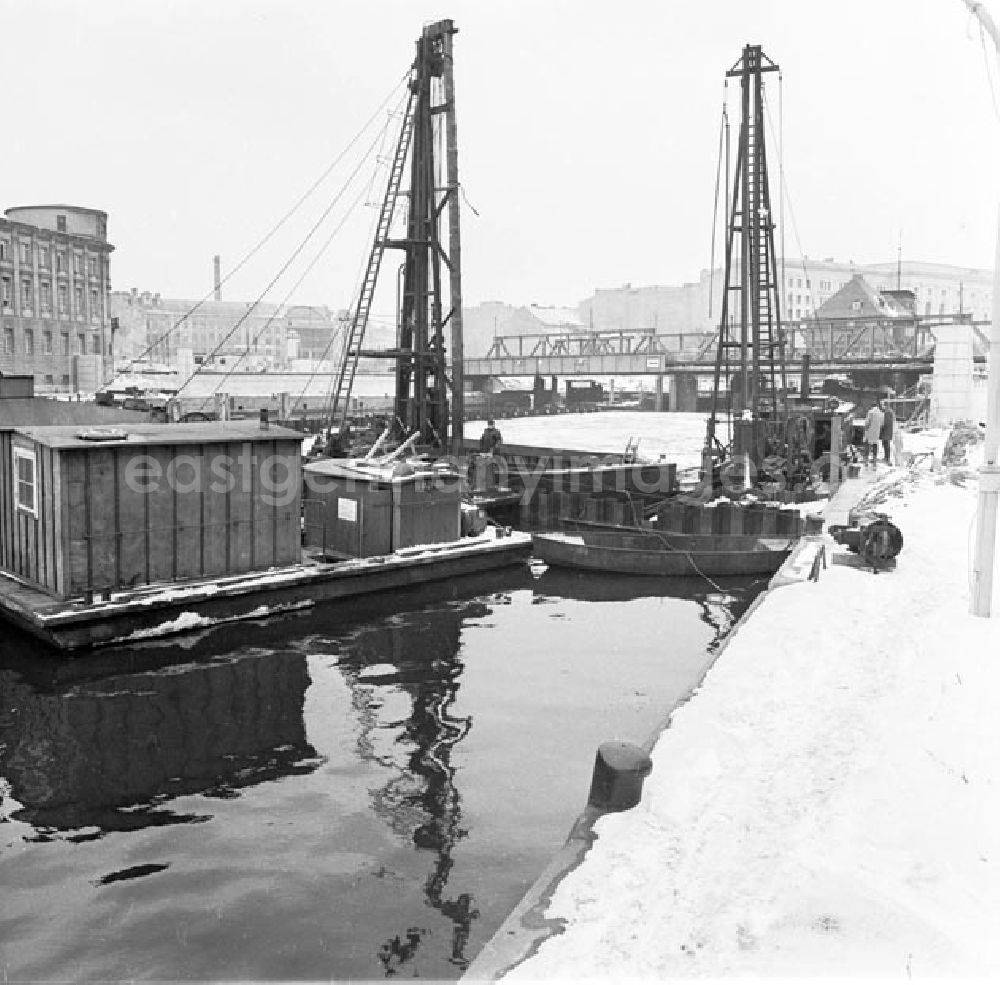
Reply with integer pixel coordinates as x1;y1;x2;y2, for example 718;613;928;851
330;19;465;449
705;44;789;483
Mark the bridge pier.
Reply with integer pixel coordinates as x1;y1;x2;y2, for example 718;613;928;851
666;374;699;412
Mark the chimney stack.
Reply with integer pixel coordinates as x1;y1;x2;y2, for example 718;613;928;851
213;255;222;301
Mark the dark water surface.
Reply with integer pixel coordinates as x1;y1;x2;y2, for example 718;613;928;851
0;564;760;981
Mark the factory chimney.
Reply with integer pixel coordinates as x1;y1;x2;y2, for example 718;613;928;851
213;255;222;301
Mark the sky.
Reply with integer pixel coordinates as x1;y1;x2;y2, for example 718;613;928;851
5;0;1000;312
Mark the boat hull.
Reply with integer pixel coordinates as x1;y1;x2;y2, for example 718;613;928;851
532;532;792;577
566;522;795;555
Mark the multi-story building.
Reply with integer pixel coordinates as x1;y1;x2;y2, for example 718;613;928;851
111;290;289;372
581;258;995;336
0;205;114;392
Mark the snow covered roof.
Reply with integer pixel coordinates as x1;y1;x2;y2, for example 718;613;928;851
16;421;304;450
815;274;910;320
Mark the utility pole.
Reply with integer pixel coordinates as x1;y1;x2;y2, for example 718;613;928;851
962;0;1000;615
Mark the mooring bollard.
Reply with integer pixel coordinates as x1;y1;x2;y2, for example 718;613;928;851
587;740;653;812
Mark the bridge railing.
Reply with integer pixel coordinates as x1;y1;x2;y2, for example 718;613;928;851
478;314;988;368
483;331;704;360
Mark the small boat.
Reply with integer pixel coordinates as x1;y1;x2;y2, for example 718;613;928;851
532;531;794;577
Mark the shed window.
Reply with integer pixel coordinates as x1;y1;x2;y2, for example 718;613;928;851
13;448;38;517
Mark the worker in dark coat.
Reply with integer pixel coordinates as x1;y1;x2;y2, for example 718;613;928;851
479;419;503;453
880;403;896;464
324;424;351;458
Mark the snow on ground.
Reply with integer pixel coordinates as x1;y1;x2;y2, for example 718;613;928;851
505;430;1000;980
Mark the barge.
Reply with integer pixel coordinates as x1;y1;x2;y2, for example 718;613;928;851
0;420;530;652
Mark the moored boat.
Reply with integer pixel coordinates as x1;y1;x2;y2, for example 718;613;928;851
532;531;794;577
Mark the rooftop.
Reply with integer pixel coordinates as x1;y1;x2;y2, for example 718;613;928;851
14;421;303;450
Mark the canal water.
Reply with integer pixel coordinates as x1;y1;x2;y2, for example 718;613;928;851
0;412;763;981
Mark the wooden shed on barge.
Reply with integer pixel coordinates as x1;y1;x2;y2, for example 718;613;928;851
0;421;303;600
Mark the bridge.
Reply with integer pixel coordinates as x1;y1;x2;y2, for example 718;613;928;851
464;314;988;382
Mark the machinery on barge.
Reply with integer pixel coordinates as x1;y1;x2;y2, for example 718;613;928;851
702;45;852;500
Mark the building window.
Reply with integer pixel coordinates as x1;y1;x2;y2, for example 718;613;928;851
40;281;51;313
0;240;7;261
24;329;34;356
21;279;32;310
43;331;52;355
78;332;86;353
88;256;97;277
44;374;54;385
58;283;68;314
850;300;862;311
90;288;100;319
13;447;38;517
56;214;67;232
91;335;100;355
60;374;70;385
1;277;10;308
38;246;49;268
74;251;83;274
19;241;30;265
61;332;69;355
74;284;83;315
3;327;13;354
56;251;66;274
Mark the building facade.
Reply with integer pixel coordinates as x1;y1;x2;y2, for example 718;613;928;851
580;258;995;336
0;205;114;393
111;290;289;373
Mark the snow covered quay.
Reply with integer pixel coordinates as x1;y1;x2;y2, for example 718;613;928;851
469;428;1000;980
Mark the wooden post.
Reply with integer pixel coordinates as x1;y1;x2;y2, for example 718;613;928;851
830;411;842;491
441;21;465;447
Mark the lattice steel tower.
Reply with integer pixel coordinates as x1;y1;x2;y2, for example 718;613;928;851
707;44;787;471
330;20;464;449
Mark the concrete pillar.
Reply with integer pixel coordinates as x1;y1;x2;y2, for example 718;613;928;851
656;373;666;412
931;322;974;424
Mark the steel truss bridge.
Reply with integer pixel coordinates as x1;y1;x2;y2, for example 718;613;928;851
464;314;989;380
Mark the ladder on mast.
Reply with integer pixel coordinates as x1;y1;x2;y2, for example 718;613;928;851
328;91;417;432
706;44;786;472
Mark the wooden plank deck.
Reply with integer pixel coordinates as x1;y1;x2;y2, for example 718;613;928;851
0;533;532;652
822;464;900;527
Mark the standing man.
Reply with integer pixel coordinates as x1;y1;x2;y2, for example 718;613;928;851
880;400;896;465
479;418;503;453
864;399;885;469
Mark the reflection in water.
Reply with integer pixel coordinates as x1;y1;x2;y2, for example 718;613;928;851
334;601;489;975
0;650;318;833
532;566;759;653
0;557;761;982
